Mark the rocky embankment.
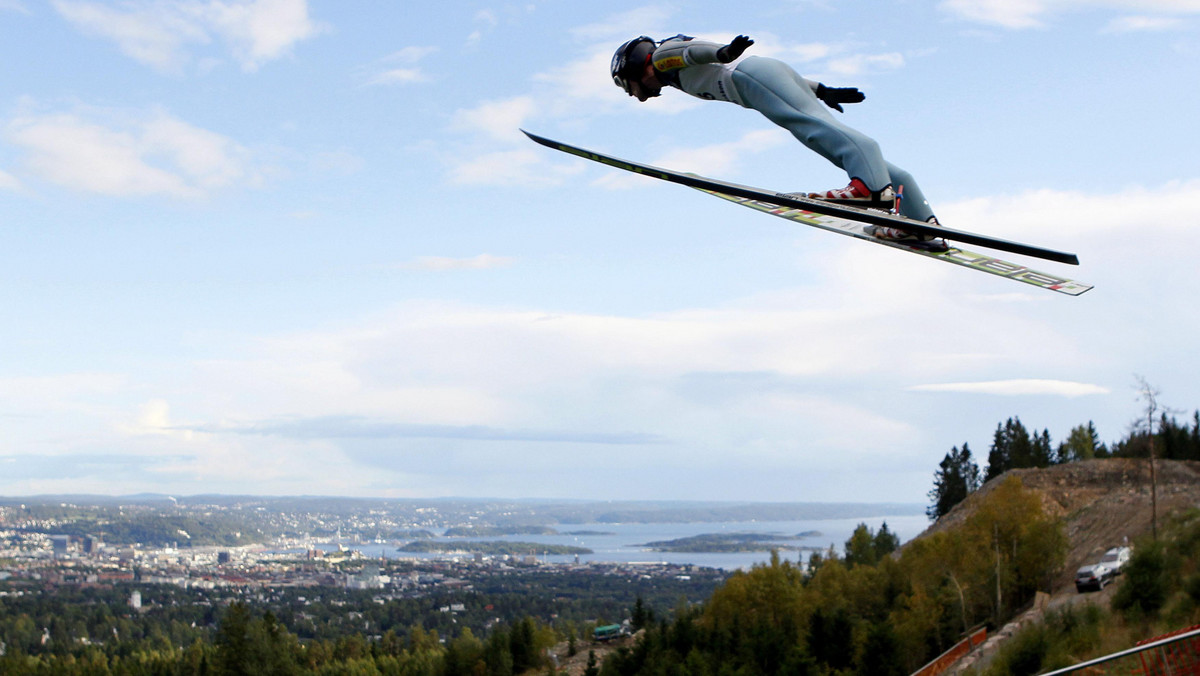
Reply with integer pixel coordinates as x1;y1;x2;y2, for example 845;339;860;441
921;458;1200;588
928;458;1200;674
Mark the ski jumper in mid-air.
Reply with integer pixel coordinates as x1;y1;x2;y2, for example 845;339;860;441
611;34;940;243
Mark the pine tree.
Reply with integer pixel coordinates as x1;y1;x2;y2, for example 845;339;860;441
928;444;980;520
509;617;537;674
1056;421;1107;462
631;597;648;630
984;422;1012;480
986;417;1044;478
874;521;900;559
214;602;253;676
484;629;513;676
844;524;877;567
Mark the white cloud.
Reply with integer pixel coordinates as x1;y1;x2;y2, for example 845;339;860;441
198;0;320;68
448;147;584;186
909;379;1110;396
366;68;423;85
767;42;835;64
570;7;674;42
119;399;197;440
52;0;208;72
939;179;1200;240
0;373;126;412
825;52;905;77
363;46;437;86
451;96;538;142
1;0;30;13
1102;15;1185;31
594;129;788;190
940;0;1200;29
533;47;663;115
0;168;19;190
398;254;516;271
6;178;1200;496
7;105;257;197
940;0;1053;28
52;0;321;73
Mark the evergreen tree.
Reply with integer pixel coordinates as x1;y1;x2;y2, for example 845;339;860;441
484;628;513;676
986;423;1011;480
444;629;484;676
874;522;900;559
1158;412;1200;460
213;604;299;676
630;597;649;630
986;417;1045;479
214;602;254;676
844;524;877;567
1031;429;1054;467
1056;421;1107;463
928;444;980;520
807;607;853;671
509;617;537;673
858;621;905;676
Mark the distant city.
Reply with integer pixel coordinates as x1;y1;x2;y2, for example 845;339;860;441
0;495;923;596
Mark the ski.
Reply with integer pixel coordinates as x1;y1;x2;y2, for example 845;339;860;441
523;130;1082;267
699;189;1092;296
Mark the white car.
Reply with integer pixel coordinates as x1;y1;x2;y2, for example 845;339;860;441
1075;563;1113;592
1100;546;1132;574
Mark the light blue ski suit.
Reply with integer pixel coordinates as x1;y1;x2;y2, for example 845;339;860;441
651;36;935;222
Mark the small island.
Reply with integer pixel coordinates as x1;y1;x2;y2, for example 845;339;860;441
443;525;560;537
399;540;592;556
637;532;812;553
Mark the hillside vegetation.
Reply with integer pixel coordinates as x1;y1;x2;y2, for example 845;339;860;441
599;458;1200;676
931;458;1200;589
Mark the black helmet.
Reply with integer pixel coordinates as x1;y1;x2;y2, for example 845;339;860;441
611;36;656;94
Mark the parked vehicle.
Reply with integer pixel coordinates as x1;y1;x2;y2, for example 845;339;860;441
1099;546;1132;574
1075;562;1114;592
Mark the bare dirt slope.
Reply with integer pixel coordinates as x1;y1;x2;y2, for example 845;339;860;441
933;458;1200;674
919;458;1200;589
542;632;640;676
572;460;1199;675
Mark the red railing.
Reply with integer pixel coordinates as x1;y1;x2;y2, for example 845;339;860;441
911;627;988;676
1041;625;1200;675
1137;625;1200;675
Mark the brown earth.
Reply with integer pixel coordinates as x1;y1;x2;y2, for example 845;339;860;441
921;458;1200;590
929;458;1200;674
542;632;641;676
544;459;1200;675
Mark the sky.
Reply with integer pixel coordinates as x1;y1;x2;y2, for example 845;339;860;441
2;0;1200;505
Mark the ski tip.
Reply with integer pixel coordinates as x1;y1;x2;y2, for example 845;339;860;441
521;129;549;145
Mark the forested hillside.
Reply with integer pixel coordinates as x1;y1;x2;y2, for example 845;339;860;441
4;410;1199;675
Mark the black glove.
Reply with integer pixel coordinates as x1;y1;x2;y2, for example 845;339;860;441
716;35;753;63
816;83;865;113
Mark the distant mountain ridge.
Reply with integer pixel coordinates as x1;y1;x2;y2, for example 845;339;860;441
0;494;923;525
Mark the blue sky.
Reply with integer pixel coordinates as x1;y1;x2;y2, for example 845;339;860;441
2;0;1200;503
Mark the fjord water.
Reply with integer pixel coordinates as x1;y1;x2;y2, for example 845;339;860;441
342;514;929;570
